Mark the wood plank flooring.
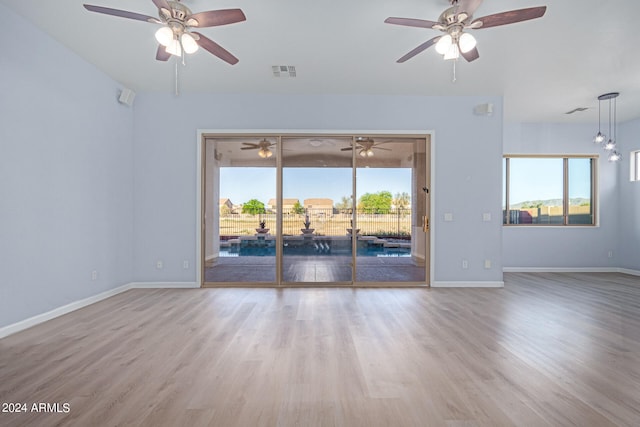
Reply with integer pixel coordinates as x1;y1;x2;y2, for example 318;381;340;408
1;272;640;426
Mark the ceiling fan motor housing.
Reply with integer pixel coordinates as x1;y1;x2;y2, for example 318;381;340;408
166;1;190;20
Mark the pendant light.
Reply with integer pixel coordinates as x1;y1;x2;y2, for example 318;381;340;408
593;92;621;162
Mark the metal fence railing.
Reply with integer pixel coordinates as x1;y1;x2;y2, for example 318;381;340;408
219;209;412;238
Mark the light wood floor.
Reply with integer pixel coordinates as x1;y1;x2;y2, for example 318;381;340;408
1;272;640;426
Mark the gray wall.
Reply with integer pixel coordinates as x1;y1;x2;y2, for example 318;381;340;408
503;122;621;268
132;93;504;284
618;118;640;270
0;4;134;328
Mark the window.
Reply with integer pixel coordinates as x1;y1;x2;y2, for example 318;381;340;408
503;155;596;226
631;150;640;182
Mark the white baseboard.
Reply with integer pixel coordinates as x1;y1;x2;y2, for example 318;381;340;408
503;267;639;275
129;282;199;289
619;268;640;277
0;283;132;339
432;281;504;288
0;282;200;339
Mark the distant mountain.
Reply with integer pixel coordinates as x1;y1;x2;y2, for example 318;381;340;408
511;198;590;209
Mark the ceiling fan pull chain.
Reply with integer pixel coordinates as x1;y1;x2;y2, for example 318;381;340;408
452;60;457;83
174;59;179;96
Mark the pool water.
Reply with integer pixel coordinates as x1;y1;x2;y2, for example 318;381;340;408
219;237;411;257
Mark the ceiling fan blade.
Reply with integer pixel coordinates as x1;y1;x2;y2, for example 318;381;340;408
384;17;439;29
189;9;246;27
455;0;484;16
461;46;479;62
340;147;354;151
397;36;441;63
374;147;392;151
83;5;160;23
192;32;239;65
151;0;171;11
242;142;260;147
155;45;171;61
472;6;546;29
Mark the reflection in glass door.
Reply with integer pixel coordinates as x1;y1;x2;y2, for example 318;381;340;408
281;137;354;283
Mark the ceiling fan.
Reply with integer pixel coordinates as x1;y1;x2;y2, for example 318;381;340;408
385;0;546;63
341;137;391;158
241;139;275;158
83;0;246;65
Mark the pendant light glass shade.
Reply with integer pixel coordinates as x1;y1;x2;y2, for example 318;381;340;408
608;151;621;162
593;132;605;144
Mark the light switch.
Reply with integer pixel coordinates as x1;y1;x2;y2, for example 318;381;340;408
444;213;453;222
483;213;491;222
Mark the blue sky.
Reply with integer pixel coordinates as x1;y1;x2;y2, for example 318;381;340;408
220;167;412;205
504;158;592;205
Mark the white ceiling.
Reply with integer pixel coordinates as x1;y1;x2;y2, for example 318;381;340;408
3;0;640;123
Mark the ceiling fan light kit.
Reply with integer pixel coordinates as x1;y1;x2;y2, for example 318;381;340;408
385;0;547;70
83;0;246;64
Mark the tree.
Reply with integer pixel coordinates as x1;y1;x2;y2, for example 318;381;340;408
242;199;266;214
335;196;352;213
358;191;392;214
393;192;410;211
291;200;305;214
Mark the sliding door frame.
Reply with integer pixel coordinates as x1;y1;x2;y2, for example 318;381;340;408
196;129;435;287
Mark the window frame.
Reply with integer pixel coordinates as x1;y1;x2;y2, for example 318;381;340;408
503;154;598;227
631;150;640;182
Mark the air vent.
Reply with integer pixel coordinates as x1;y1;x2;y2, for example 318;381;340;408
272;65;297;78
565;107;588;114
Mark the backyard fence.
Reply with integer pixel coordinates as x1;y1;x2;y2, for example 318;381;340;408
219;209;412;238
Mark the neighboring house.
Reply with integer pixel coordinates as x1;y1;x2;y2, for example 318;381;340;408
219;198;234;214
304;198;334;215
267;198;300;213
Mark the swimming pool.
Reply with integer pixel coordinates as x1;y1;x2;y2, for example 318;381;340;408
219;236;411;257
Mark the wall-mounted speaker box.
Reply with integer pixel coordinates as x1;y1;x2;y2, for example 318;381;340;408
118;88;136;106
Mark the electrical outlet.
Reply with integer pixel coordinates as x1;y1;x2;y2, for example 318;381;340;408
484;259;492;269
156;260;163;269
462;259;468;269
183;260;189;269
608;250;614;258
91;270;98;281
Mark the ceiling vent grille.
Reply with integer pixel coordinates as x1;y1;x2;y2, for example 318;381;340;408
272;65;296;77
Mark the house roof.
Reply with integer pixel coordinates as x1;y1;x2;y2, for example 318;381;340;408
267;198;299;206
3;0;639;123
304;198;334;206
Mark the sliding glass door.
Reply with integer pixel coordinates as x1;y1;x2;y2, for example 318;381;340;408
354;138;428;283
202;133;430;287
203;137;277;284
281;137;354;284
